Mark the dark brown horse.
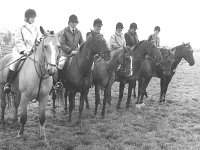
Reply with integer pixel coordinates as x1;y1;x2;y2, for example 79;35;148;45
87;47;132;117
0;27;60;139
132;43;195;104
116;40;162;109
128;48;175;108
62;31;111;123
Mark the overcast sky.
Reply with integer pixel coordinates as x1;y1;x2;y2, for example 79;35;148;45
0;0;199;49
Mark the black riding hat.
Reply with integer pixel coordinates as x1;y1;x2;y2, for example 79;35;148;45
116;22;124;29
154;26;160;32
69;14;79;23
130;22;138;29
93;18;103;27
25;9;36;19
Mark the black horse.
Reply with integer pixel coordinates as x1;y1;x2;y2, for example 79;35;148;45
132;43;195;103
62;31;111;123
116;40;162;109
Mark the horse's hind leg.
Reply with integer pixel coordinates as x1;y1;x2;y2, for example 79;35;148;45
0;89;7;125
39;95;48;140
126;81;134;108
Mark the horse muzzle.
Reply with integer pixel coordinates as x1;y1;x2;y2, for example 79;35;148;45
46;64;57;76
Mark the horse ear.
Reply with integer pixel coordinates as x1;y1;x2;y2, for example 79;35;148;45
40;26;47;36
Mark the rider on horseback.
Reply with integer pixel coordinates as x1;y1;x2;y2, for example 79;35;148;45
4;9;40;93
86;18;103;39
55;14;84;89
147;26;161;47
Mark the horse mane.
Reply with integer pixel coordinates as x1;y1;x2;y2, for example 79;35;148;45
134;40;145;50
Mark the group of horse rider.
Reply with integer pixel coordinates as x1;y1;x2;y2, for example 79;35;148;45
3;8;161;93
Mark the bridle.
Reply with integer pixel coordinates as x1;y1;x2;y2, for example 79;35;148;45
28;34;60;79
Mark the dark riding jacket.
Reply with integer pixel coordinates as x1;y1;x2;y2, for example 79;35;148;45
60;26;84;56
124;30;139;47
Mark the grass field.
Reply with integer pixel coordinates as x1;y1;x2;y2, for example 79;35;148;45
0;51;200;150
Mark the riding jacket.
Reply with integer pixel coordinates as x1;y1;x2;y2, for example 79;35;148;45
109;31;126;51
13;22;39;54
124;30;139;47
148;34;160;47
59;26;84;56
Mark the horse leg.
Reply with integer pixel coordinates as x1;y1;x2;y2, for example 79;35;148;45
38;95;48;140
107;74;115;105
18;94;28;137
0;89;6;125
101;88;108;118
85;88;90;109
132;79;137;98
159;76;166;103
77;91;86;124
12;94;21;125
116;80;126;109
51;89;56;115
126;81;134;108
162;76;172;103
68;90;76;122
140;77;151;107
136;78;142;108
64;89;68;114
94;84;100;116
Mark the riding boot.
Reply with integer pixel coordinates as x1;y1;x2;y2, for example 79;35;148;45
4;69;16;93
54;68;63;90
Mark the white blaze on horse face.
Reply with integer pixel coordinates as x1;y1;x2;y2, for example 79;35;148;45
49;41;56;65
129;56;133;76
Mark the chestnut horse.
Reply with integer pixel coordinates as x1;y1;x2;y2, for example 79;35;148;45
0;27;60;139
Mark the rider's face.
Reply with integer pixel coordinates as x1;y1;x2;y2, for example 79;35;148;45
69;22;78;29
29;17;36;24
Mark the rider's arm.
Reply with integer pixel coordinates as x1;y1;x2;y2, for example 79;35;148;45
14;28;27;54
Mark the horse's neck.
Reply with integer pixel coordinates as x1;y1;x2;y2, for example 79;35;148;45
132;47;145;58
107;49;122;72
173;47;183;70
76;45;94;76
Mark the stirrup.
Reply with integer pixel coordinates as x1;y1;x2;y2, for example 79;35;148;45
54;82;63;91
4;83;11;93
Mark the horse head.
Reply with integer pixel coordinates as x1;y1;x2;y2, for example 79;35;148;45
39;26;60;76
119;46;132;76
172;43;195;66
145;41;162;64
132;41;162;64
160;48;175;76
87;30;111;61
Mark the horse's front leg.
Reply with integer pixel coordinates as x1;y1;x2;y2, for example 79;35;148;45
0;88;7;126
136;78;142;108
159;76;166;103
162;75;173;103
94;84;100;116
77;90;87;124
126;81;134;108
64;89;68;114
85;88;90;109
68;90;76;122
12;94;21;126
132;79;137;98
18;94;29;137
116;80;126;109
39;95;48;140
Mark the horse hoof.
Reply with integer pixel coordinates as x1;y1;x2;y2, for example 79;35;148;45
136;104;141;109
116;105;121;109
86;106;91;109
